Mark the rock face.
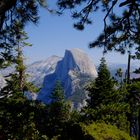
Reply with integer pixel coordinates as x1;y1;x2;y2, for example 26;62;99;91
38;48;97;109
0;56;62;89
0;48;97;109
27;55;62;87
0;74;6;90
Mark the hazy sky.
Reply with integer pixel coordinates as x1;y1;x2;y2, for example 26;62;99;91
24;1;139;66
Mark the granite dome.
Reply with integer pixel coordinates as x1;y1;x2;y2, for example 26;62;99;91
38;48;97;109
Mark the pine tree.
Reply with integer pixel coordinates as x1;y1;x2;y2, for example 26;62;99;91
87;57;115;108
132;61;140;139
47;81;71;137
85;57;130;131
49;81;71;123
0;0;47;67
1;25;37;98
57;0;140;55
50;81;65;103
127;81;140;138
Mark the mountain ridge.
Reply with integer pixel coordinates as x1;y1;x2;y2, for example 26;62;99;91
38;48;97;109
0;48;140;109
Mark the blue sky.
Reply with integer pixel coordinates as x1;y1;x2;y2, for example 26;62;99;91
24;1;139;66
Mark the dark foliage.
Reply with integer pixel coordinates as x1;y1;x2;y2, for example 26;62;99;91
127;81;140;137
84;57;130;131
0;0;46;67
57;0;140;56
60;122;94;140
0;29;38;98
0;98;48;140
46;81;71;138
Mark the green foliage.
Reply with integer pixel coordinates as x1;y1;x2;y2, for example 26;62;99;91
1;30;38;98
46;81;71;138
0;96;135;140
69;110;82;123
85;57;130;131
0;98;49;140
50;81;65;103
0;0;47;67
1;62;139;139
86;57;115;108
86;57;113;106
60;122;134;140
1;74;25;98
126;81;140;137
81;123;135;140
57;0;140;57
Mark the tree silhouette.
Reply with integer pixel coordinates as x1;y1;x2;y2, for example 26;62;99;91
57;0;140;55
85;57;130;131
1;27;37;98
0;0;47;67
47;81;71;137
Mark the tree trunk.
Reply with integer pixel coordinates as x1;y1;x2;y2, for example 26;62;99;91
127;53;131;84
138;110;140;140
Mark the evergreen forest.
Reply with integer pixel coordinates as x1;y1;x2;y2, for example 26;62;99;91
0;0;140;140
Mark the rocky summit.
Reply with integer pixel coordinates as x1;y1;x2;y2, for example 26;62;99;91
27;55;62;87
37;48;97;109
0;48;97;109
0;74;6;90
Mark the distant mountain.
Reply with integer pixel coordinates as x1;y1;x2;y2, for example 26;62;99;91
0;56;62;88
108;63;140;79
38;48;97;109
0;48;140;109
0;49;97;109
27;55;62;87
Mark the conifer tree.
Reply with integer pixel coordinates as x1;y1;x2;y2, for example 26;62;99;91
0;0;47;67
50;81;65;103
127;81;140;138
87;57;115;108
49;81;71;123
48;81;71;137
85;57;130;131
1;24;37;98
57;0;140;55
